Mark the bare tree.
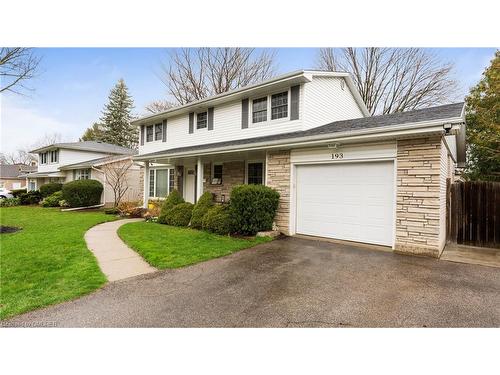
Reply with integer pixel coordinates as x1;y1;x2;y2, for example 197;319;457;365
317;48;457;115
159;48;277;105
145;99;175;114
0;48;41;95
100;159;133;207
30;133;62;149
0;150;36;165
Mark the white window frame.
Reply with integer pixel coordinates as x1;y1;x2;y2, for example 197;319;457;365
154;123;163;141
75;169;91;180
49;149;58;164
149;168;174;198
251;96;268;124
196;111;208;130
245;160;265;185
146;125;154;142
211;163;223;185
249;88;290;125
40;152;47;165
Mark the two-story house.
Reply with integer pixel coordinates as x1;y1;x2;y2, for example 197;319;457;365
133;70;466;258
24;141;143;206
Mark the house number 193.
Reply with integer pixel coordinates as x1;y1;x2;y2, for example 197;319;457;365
331;152;344;160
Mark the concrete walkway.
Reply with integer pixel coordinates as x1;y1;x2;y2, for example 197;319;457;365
84;219;157;281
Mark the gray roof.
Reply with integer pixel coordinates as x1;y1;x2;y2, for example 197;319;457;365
0;164;37;179
30;141;136;155
137;102;465;158
59;154;136;170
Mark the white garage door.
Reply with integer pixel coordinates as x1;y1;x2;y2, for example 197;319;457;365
295;161;394;246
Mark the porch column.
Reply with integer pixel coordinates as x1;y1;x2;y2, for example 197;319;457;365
143;160;150;208
196;157;203;202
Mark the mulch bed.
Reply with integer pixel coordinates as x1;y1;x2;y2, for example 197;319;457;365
0;226;22;234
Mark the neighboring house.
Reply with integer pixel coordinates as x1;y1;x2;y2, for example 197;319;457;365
0;164;37;190
133;70;466;258
23;141;142;206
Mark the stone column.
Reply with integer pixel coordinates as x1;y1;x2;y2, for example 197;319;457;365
266;150;291;235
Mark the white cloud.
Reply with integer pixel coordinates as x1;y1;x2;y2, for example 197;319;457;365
0;95;85;154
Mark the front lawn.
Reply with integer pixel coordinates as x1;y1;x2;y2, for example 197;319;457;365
118;222;271;269
0;206;117;319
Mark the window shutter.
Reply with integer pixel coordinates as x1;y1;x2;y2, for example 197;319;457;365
162;119;167;142
207;107;214;131
241;99;249;129
140;125;145;145
189;112;194;134
290;85;300;120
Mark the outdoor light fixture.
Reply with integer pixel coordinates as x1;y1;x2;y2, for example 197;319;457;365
443;123;452;134
221;194;225;203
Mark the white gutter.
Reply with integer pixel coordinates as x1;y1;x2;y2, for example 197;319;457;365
134;117;464;161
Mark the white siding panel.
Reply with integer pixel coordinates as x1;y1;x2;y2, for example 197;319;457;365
38;149;114;172
303;77;365;130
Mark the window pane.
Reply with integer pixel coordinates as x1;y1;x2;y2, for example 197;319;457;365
197;112;207;129
252;97;267;123
155;124;162;140
149;170;155;197
271;92;288;120
156;169;169;198
146;125;154;142
169;169;175;194
247;162;263;185
212;164;223;184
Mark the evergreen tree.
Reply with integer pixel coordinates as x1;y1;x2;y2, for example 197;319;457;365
99;79;137;149
464;51;500;181
80;122;105;142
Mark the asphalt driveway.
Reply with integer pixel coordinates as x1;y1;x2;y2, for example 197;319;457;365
3;237;499;327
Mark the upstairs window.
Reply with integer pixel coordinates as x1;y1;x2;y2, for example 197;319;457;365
40;152;47;164
146;125;154;142
196;112;207;129
271;92;288;120
154;123;163;141
50;150;58;163
252;97;267;123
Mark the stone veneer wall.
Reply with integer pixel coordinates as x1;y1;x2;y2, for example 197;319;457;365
203;161;245;202
395;136;445;257
266;150;291;235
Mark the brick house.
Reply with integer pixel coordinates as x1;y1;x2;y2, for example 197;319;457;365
0;164;37;191
134;70;465;258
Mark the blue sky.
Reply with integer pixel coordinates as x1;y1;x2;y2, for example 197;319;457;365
0;47;496;154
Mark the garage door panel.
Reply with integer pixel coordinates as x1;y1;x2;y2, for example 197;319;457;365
296;161;394;246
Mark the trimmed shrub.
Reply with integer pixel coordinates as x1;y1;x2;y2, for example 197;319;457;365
62;179;103;208
229;184;280;235
158;190;184;224
41;191;64;207
11;189;27;198
190;191;214;229
18;191;42;205
164;202;193;226
0;197;20;207
202;204;232;235
39;182;63;198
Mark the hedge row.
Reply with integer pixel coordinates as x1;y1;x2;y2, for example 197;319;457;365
158;185;280;236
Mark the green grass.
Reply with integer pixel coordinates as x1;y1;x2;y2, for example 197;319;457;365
118;222;272;269
0;206;117;319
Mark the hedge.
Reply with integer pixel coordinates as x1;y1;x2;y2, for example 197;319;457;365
0;197;20;207
18;191;42;205
190;191;214;229
229;184;280;235
11;189;27;198
41;191;64;207
163;202;194;226
39;182;63;197
202;204;232;235
158;190;184;224
62;179;103;208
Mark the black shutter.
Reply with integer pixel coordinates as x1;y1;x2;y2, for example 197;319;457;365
189;112;194;134
241;99;249;129
162;119;167;142
140;125;145;145
207;107;214;130
290;85;300;120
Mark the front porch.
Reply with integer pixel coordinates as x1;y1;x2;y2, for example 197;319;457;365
142;149;291;233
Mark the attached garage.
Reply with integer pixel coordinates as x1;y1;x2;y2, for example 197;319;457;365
292;144;396;247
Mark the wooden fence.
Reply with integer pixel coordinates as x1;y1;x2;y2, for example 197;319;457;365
447;180;500;248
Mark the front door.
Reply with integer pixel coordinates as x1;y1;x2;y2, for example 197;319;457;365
184;166;196;203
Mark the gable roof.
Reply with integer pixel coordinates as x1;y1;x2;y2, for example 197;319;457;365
132;70;370;124
135;102;465;160
30;141;136;155
0;164;37;179
59;154;136;170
